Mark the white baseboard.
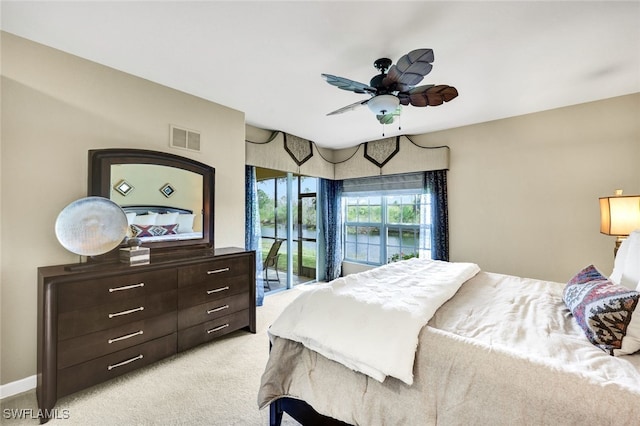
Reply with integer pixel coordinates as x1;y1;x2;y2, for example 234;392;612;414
0;375;36;399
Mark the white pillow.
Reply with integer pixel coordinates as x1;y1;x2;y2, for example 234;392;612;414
620;301;640;356
155;212;179;226
610;236;629;285
125;212;136;225
132;212;157;226
125;212;137;238
610;229;640;290
176;214;195;233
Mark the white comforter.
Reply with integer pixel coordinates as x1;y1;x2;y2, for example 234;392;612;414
268;258;480;385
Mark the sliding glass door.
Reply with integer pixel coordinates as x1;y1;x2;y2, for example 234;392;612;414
256;168;317;292
297;176;317;280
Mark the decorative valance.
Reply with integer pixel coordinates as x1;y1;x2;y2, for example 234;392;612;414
333;137;449;180
364;137;400;168
284;134;314;166
245;130;334;179
245;126;449;180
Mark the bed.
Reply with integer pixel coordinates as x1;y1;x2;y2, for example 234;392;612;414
121;205;202;242
258;231;640;425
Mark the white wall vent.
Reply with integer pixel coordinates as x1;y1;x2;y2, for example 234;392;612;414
170;125;201;152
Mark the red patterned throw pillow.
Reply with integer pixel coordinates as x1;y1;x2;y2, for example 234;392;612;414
130;224;179;238
563;264;640;356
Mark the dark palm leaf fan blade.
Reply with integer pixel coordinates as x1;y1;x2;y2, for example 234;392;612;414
405;84;458;107
326;99;370;116
321;73;376;94
382;49;434;89
397;84;434;105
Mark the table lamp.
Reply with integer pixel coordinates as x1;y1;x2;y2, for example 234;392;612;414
599;189;640;255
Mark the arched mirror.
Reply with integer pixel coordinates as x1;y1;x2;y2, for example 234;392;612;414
88;148;214;253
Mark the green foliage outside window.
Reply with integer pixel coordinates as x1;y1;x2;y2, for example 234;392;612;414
389;252;418;262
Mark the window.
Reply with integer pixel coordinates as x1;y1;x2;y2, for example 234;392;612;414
343;191;431;265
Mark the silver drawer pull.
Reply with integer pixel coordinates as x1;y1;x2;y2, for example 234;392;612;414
207;324;229;334
207;268;229;275
108;354;143;370
207;305;229;314
108;306;144;318
206;286;229;295
109;282;144;293
108;330;144;344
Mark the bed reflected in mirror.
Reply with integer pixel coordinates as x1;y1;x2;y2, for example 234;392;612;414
110;163;204;243
89;148;214;253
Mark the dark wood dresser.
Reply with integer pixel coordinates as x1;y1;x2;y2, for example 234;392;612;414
37;247;255;423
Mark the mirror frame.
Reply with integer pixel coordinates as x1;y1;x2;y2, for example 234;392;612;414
88;148;214;253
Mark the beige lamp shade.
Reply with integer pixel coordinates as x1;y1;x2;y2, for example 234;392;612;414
599;195;640;236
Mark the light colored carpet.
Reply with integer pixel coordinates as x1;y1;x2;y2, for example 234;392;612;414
1;287;305;425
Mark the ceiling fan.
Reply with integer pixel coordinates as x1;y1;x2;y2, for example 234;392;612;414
322;49;458;128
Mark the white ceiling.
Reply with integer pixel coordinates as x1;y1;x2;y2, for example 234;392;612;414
2;1;639;149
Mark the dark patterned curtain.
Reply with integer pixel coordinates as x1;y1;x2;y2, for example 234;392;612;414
319;178;343;280
424;170;449;261
245;166;264;306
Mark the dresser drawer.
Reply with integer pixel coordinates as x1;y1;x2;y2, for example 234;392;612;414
178;292;250;330
58;269;177;313
57;312;177;369
58;290;176;341
57;333;177;398
177;255;252;289
177;309;250;352
178;274;249;309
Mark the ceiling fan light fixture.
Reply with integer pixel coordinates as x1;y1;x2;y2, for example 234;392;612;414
367;94;400;115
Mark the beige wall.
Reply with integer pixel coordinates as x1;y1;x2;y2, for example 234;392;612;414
1;32;246;385
411;93;640;282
